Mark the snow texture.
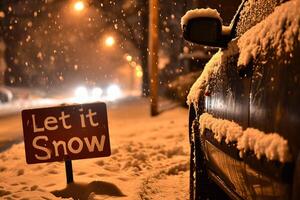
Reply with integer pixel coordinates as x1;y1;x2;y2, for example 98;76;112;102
236;0;286;36
0;98;189;200
199;113;292;163
186;51;221;107
237;0;300;67
181;8;222;28
187;40;239;108
186;0;300;106
0;98;58;117
222;26;232;35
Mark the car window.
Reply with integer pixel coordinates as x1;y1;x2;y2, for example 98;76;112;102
235;0;286;37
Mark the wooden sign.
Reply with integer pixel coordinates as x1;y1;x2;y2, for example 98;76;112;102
22;102;111;164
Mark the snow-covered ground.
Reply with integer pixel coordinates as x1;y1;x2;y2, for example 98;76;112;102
0;98;60;117
0;97;189;200
0;97;62;152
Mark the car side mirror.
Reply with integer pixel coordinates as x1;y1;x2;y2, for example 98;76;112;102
182;17;231;48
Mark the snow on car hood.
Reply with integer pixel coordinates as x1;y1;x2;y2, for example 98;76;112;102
199;113;292;163
187;0;300;107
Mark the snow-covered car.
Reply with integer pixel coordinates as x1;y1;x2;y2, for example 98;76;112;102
0;87;13;103
182;0;300;199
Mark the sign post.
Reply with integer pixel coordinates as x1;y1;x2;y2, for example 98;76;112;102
22;102;111;184
65;160;74;184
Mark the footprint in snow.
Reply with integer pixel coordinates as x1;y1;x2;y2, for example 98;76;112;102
77;172;87;176
17;169;24;176
30;185;38;191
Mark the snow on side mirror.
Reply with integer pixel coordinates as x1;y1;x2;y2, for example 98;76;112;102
181;9;232;48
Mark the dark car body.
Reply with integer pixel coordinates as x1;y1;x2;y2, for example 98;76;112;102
185;0;300;199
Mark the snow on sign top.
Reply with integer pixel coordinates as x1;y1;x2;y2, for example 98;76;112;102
181;8;222;28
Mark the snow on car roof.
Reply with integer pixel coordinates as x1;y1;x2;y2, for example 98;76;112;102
237;0;300;67
181;8;222;28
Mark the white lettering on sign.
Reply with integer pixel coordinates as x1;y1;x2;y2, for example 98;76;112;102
32;114;44;133
84;135;106;152
59;112;72;129
22;103;111;164
79;108;99;127
32;136;51;160
44;116;58;131
33;135;106;160
79;108;86;128
32;109;99;133
86;109;99;127
52;140;67;157
68;137;84;154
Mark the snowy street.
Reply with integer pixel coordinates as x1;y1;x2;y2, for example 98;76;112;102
0;113;22;151
0;97;189;200
0;97;62;152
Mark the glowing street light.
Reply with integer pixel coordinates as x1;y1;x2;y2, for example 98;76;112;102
74;1;85;12
105;36;115;47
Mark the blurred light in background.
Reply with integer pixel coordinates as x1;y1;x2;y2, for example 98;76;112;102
73;85;122;103
126;55;132;62
106;84;122;101
136;65;143;78
92;87;103;99
130;61;136;67
74;1;85;12
74;86;89;103
105;36;115;47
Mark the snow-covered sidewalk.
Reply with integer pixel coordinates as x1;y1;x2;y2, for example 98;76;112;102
0;97;189;200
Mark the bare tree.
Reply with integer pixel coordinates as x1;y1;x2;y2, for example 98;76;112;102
90;0;150;96
0;0;189;95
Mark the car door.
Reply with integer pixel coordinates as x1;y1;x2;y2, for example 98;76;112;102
247;0;300;198
201;0;292;199
203;41;253;199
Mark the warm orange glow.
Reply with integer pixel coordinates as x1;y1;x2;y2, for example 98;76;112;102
136;71;143;78
131;61;136;67
136;65;143;78
74;1;85;12
126;55;132;62
105;36;115;47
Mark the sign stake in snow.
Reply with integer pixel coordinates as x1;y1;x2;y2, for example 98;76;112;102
65;160;74;184
21;102;111;184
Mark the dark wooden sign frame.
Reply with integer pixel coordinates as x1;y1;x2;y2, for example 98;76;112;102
22;102;111;164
